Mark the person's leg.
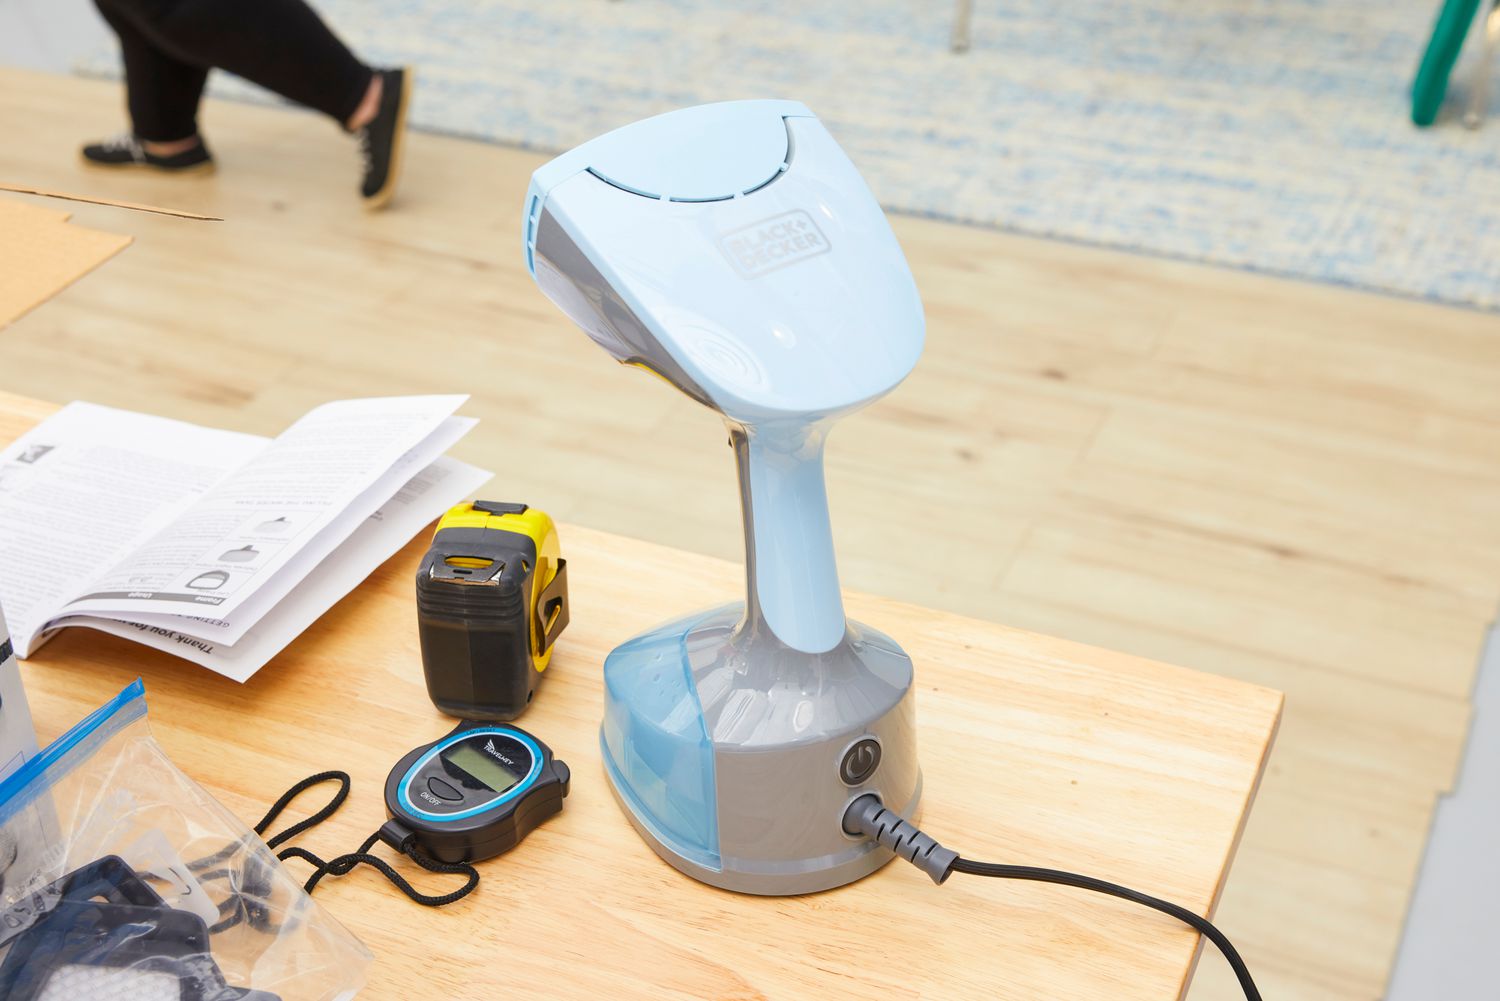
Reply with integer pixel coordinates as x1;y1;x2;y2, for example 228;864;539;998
93;0;207;143
91;0;408;203
149;0;374;128
145;0;409;205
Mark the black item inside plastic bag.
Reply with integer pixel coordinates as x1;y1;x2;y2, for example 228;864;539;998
0;856;281;1001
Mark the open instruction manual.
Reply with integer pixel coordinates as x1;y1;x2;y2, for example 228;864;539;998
0;395;491;682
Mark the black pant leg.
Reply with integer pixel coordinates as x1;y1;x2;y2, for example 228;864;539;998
149;0;373;127
94;0;208;141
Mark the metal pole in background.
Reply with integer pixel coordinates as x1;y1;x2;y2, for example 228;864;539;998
1464;0;1500;127
951;0;974;53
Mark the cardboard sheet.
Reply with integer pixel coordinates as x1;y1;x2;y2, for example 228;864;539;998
0;197;132;329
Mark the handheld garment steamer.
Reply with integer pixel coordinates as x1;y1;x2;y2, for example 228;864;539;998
523;100;925;893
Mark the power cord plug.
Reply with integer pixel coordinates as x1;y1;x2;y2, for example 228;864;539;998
842;794;956;884
842;794;1261;1001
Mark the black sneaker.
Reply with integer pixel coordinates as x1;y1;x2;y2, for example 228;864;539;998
81;134;214;173
354;67;412;210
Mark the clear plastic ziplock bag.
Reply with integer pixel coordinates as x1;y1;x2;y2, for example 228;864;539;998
0;679;370;1000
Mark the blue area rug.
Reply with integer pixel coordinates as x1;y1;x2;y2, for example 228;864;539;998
80;0;1500;308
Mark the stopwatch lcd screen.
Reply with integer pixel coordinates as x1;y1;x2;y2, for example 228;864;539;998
446;743;522;793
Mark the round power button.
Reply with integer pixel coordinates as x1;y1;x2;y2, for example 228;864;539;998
839;737;882;786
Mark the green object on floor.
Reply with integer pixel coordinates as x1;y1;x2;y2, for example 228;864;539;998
1413;0;1482;125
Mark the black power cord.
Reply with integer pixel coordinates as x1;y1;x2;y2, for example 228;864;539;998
843;794;1261;1001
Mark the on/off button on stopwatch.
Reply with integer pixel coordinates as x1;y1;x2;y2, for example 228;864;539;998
839;737;882;786
427;777;464;802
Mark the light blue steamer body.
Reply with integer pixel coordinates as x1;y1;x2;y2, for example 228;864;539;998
524;100;927;894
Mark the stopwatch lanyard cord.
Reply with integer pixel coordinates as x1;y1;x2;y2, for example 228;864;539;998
253;771;480;908
256;771;351;851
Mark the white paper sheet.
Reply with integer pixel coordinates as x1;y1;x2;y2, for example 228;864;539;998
0;403;266;655
0;395;487;680
121;415;476;645
57;456;492;681
59;395;466;620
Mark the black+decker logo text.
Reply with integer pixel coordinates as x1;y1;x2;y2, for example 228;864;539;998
719;210;831;278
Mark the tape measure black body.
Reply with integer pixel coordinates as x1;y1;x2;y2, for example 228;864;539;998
415;501;569;720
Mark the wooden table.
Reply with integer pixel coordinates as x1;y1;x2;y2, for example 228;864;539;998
3;393;1281;1001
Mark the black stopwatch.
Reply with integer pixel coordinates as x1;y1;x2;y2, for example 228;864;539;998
382;720;569;864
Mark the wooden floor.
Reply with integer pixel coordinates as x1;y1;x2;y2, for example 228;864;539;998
4;68;1499;999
